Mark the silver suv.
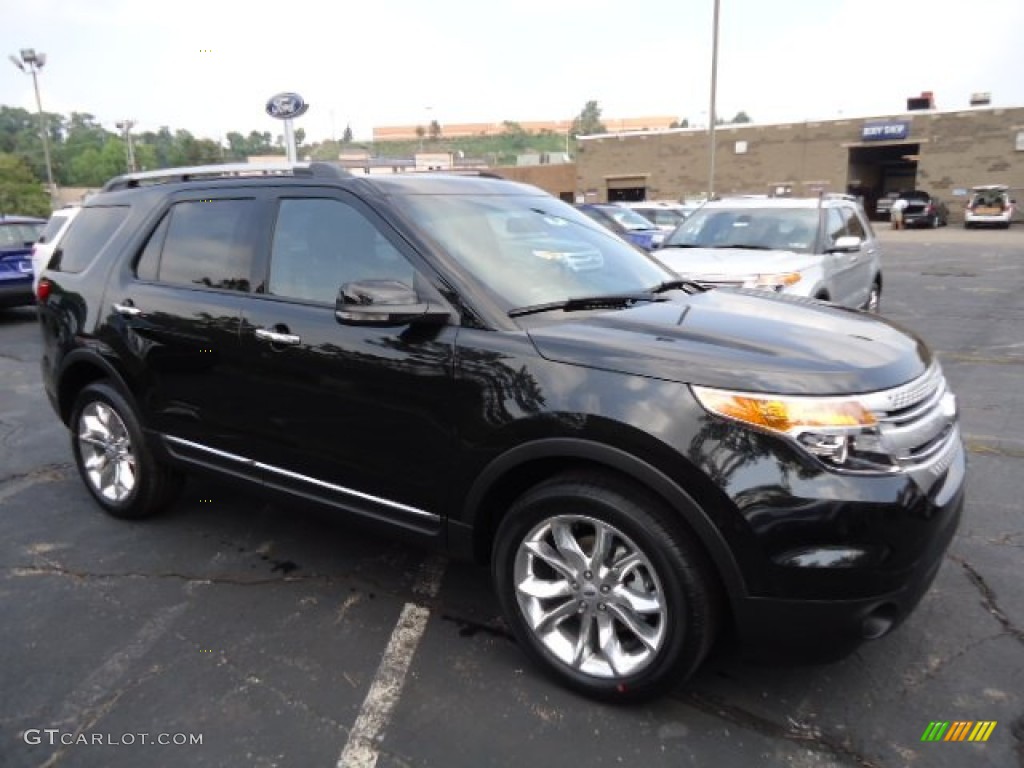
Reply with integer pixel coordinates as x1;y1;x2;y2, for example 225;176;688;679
654;195;882;312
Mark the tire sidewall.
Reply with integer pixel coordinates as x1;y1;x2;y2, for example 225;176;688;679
70;381;151;518
493;481;706;701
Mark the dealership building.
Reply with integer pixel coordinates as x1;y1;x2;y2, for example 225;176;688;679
573;101;1024;221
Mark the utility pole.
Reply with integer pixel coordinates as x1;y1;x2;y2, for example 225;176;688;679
9;48;56;205
708;0;721;199
115;119;137;172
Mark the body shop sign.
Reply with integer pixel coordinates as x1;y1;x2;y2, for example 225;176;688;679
862;120;910;141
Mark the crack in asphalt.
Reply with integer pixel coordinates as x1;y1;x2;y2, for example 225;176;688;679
677;691;883;768
949;554;1024;646
965;439;1024;459
0;462;72;487
7;562;384;588
899;633;1005;690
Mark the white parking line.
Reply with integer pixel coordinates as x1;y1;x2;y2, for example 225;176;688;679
336;554;446;768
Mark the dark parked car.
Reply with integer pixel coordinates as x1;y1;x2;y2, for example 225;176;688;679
900;190;949;228
0;214;46;308
38;163;964;702
575;203;664;250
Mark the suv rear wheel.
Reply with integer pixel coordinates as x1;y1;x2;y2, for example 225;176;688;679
493;472;719;702
70;381;182;519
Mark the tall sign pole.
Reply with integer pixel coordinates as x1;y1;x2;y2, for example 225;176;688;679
265;92;309;163
708;0;721;199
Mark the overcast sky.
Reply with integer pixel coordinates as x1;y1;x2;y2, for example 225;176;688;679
3;0;1023;144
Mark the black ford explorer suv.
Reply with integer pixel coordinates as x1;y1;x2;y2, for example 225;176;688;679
37;163;965;702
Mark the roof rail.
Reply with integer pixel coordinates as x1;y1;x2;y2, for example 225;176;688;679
404;169;505;179
822;192;858;202
100;161;351;192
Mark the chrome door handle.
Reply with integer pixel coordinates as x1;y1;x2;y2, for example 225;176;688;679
254;328;301;346
113;302;142;317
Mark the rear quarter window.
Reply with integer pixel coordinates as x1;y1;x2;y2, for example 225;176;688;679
38;214;70;244
51;207;130;273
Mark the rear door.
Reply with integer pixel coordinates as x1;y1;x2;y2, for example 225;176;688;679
105;192;269;471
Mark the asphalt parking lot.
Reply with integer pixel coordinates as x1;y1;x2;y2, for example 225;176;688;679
2;225;1022;768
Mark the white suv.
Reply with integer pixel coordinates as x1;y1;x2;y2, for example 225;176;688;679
964;185;1015;229
654;195;882;312
31;206;81;290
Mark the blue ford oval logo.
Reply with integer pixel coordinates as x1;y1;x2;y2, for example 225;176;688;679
265;92;309;120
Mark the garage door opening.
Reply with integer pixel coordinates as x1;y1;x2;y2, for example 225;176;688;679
605;176;648;202
847;143;920;220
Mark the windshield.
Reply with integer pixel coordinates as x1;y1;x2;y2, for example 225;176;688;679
394;194;674;310
663;207;820;254
599;206;658;231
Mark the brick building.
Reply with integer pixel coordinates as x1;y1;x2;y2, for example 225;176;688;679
573;105;1024;221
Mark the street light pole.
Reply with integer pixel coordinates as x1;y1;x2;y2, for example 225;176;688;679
708;0;721;200
115;119;137;172
10;48;56;205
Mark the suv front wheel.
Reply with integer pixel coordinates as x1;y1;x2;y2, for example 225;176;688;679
70;381;182;519
493;471;719;702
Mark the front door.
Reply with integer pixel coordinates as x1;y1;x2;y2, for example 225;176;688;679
237;190;458;531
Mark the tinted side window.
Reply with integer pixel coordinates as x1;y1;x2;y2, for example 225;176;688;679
38;214;69;244
51;207;130;272
134;214;169;282
841;207;867;239
268;198;415;304
158;200;257;292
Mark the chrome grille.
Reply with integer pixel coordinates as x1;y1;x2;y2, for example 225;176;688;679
859;364;959;470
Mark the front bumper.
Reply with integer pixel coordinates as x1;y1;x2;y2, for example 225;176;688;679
726;437;966;658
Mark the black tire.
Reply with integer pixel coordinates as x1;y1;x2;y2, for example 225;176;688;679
492;471;720;703
70;381;183;519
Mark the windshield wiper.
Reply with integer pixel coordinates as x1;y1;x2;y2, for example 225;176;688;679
649;279;706;294
657;242;701;249
509;293;665;318
709;244;775;250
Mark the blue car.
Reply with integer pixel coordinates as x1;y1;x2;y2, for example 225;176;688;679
574;203;664;251
0;215;45;308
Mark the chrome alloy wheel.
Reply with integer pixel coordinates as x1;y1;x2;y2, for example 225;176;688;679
77;401;137;502
866;283;881;313
513;515;668;678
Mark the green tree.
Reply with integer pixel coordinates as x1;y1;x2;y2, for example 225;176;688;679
428;120;441;140
669;118;690;129
731;111;752;124
571;100;606;137
342;123;353;143
294;127;306;147
0;152;52;216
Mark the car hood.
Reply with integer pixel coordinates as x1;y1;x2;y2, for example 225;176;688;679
654;247;816;278
526;289;930;395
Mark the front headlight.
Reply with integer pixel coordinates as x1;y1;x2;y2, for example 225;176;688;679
691;385;898;472
743;272;802;292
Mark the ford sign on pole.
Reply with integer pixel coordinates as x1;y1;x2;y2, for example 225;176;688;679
265;92;309;163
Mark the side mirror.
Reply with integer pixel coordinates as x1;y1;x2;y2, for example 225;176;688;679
335;279;450;327
827;235;862;254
